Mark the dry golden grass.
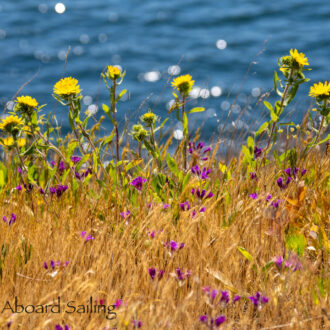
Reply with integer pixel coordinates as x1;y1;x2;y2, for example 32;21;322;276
0;146;329;330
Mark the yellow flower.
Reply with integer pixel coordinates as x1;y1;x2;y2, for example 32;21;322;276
289;49;309;68
1;137;26;148
107;65;121;80
15;95;38;109
0;115;23;132
171;74;195;95
53;77;81;97
309;81;330;98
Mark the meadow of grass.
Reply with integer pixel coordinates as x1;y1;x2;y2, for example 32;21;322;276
0;50;329;329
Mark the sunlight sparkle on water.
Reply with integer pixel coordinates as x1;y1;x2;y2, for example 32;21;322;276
216;39;227;50
55;3;66;14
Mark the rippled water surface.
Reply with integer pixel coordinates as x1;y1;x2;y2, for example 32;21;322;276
1;0;329;140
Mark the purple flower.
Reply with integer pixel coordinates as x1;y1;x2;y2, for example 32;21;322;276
180;201;191;211
114;299;122;309
49;185;68;197
17;166;22;174
39;187;45;194
233;295;241;303
81;231;94;242
249;292;269;307
301;168;307;176
3;214;16;226
120;211;130;219
188;141;211;161
199;207;206;213
132;320;142;328
15;184;22;191
55;325;70;330
249;192;258;200
265;194;272;203
71;156;82;164
191;166;211;180
192;188;214;200
254;146;262;158
50;260;55;269
163;203;170;209
176;268;191;281
199;315;208;323
149;231;155;238
148;268;156;280
43;261;48;269
273;256;284;269
130;177;147;191
220;291;229;304
215;316;226;326
165;240;185;252
277;176;291;189
211;289;218;301
284;253;302;271
250;172;257;180
271;199;282;208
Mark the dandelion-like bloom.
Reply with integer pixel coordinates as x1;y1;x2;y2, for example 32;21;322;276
171;74;194;95
309;81;330;99
0;115;23;133
140;112;157;127
107;65;121;80
15;95;38;114
0;137;26;148
53;77;81;97
290;49;309;68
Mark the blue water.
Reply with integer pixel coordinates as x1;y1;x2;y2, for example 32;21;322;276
1;0;329;142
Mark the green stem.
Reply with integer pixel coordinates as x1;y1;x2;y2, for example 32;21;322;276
182;95;187;171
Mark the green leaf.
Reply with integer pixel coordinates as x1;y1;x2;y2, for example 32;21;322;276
247;136;254;151
264;101;273;112
68;110;75;131
286;233;306;257
166;153;179;177
237;246;253;261
116;89;127;101
0;162;8;189
182;112;188;137
188;107;205;114
255;121;269;137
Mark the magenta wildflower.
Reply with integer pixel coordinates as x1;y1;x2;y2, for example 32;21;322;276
81;231;94;241
249;292;269;307
192;188;214;200
277;176;291;189
188;141;211;161
130;177;147;191
254;146;262;158
17;166;22;174
250;172;258;180
199;207;206;213
50;185;68;197
149;268;164;280
3;213;16;225
114;299;122;309
301;168;307;176
71;156;82;164
50;260;55;269
249;192;258;199
265;194;272;203
175;268;191;281
271;199;282;208
120;211;130;219
165;240;185;251
43;261;48;269
163;203;170;209
220;291;229;304
132;320;142;328
199;315;208;323
211;289;218;301
233;295;241;303
15;184;22;191
215;316;226;326
191;165;211;180
180;201;191;211
55;325;70;330
273;256;284;269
